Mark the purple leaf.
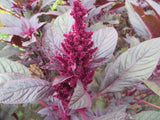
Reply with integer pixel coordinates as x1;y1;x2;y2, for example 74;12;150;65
52;76;72;86
92;27;118;63
41;60;63;71
21;17;31;31
0;44;21;58
22;34;37;46
41;0;56;9
0;0;14;9
133;111;160;120
0;73;54;104
0;27;22;36
85;2;113;21
82;0;96;10
94;111;134;120
0;14;21;27
99;37;160;93
0;58;30;76
38;107;53;115
69;80;92;109
125;0;152;40
30;14;45;30
42;26;63;60
145;0;160;18
42;10;74;60
52;10;74;37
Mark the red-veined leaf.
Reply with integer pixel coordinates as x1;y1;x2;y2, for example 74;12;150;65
100;37;160;93
133;111;160;120
0;73;54;104
69;80;91;109
92;27;118;62
125;0;152;39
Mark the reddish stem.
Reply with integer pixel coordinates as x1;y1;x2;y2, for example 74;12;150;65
38;100;49;107
134;98;160;109
78;109;90;120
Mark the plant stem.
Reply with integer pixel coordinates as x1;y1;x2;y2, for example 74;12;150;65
78;109;90;120
38;100;49;107
134;98;160;109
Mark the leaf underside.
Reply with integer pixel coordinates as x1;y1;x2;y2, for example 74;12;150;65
0;73;54;104
69;80;92;109
100;37;160;93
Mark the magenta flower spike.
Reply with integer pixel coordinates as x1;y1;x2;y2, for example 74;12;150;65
54;0;97;104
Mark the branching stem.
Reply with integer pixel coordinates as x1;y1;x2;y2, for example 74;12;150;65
38;100;49;107
134;98;160;109
78;109;90;120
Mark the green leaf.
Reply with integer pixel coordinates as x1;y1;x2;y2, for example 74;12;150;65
144;80;160;97
133;111;160;120
0;57;30;76
94;111;134;120
100;38;160;93
69;80;92;109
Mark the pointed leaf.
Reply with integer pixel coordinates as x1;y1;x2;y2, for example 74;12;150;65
0;58;30;76
42;26;63;60
0;14;21;27
41;0;56;9
52;76;72;86
133;111;160;120
0;27;22;36
125;0;152;40
42;11;74;60
92;27;118;62
94;111;134;120
145;0;160;18
69;80;92;109
0;45;21;58
0;0;14;9
100;37;160;93
52;10;74;37
0;73;54;104
144;80;160;97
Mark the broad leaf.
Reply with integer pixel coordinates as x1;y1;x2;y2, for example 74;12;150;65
92;27;118;61
133;111;160;120
69;80;92;109
145;0;160;18
0;0;13;9
94;111;134;120
144;80;160;97
41;0;56;9
42;27;63;60
0;14;21;27
0;73;54;104
52;76;72;86
100;37;160;93
0;58;30;76
0;45;21;58
86;2;113;21
125;0;152;40
42;10;74;60
52;10;74;37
